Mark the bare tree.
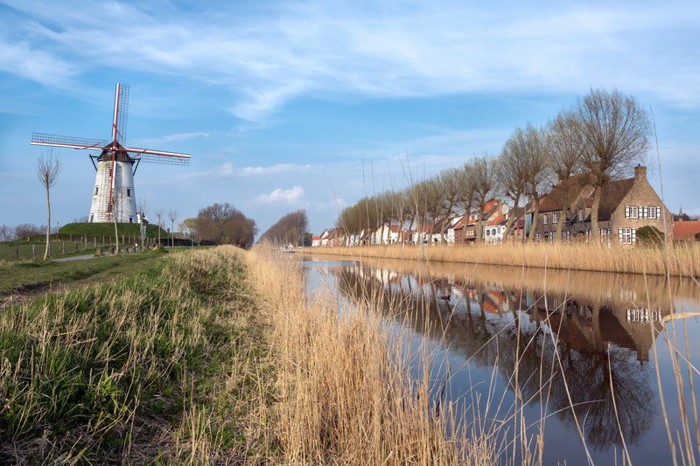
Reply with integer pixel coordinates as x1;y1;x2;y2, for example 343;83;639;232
168;209;177;247
516;124;551;243
36;154;61;260
156;210;164;246
467;155;499;241
498;129;530;240
547;112;584;241
573;89;651;238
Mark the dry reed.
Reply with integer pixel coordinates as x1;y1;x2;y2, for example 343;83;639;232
304;242;700;278
244;246;496;464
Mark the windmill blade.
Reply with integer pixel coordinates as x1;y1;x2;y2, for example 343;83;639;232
126;147;191;166
31;132;108;150
113;83;130;145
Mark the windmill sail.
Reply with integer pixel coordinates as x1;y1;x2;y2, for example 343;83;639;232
30;83;191;223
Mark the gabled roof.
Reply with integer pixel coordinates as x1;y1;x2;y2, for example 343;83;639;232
593;178;636;220
485;213;506;227
536;175;636;221
538;175;589;213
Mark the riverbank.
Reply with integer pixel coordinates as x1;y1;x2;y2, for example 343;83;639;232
301;242;700;277
0;247;275;463
244;247;495;464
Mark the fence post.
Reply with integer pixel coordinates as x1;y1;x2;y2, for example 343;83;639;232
32;244;36;260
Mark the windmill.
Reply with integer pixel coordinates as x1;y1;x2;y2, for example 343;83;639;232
30;83;190;223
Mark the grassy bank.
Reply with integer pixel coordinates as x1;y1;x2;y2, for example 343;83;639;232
0;247;274;463
245;247;494;464
302;242;700;277
0;250;167;295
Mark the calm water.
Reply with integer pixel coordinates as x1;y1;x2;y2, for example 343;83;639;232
303;256;700;465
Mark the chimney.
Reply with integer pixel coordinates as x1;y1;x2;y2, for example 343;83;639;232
634;164;647;180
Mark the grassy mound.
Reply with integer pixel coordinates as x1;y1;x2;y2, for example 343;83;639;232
59;222;167;238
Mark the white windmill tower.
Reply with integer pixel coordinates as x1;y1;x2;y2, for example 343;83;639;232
30;83;190;223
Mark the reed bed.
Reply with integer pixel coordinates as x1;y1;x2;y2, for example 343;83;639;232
0;247;274;463
244;247;496;465
305;242;700;278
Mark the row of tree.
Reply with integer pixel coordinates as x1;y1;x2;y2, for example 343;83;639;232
337;88;652;242
257;210;310;246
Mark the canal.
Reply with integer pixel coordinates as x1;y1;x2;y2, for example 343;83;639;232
304;256;700;465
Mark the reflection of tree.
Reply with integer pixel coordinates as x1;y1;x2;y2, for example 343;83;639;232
333;264;657;449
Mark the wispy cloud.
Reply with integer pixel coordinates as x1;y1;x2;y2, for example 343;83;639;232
3;1;699;123
255;186;305;204
240;163;313;176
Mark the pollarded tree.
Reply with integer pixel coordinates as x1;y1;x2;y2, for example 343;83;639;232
498;129;530;240
546;112;584;241
520;124;551;243
467;155;499;241
573;89;651;238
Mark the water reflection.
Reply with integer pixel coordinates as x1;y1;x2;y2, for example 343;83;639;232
324;258;699;451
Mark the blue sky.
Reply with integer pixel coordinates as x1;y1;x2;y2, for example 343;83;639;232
1;0;699;236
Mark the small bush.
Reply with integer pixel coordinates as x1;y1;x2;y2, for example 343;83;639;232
695;232;700;242
636;225;665;246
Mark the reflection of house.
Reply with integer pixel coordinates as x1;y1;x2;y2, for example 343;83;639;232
529;165;672;244
530;296;665;362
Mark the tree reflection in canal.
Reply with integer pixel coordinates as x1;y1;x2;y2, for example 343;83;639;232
332;262;661;451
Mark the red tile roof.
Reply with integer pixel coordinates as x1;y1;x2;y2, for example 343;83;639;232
673;221;700;241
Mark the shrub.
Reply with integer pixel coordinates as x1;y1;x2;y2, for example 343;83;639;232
636;225;665;246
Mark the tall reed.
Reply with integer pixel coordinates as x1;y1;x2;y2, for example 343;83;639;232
244;246;496;464
305;242;700;277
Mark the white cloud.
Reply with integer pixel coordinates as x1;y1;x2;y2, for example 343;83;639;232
134;131;210;147
255;186;305;204
3;1;700;123
241;163;313;176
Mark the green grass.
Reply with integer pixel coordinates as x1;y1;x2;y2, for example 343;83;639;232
0;250;168;294
59;222;167;238
0;240;109;262
0;247;274;463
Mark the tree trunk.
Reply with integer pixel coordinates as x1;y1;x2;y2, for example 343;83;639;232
476;205;485;241
554;205;567;242
503;194;521;239
43;185;51;260
590;186;601;240
527;200;540;243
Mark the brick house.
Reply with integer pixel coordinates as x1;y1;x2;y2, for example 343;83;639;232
529;165;672;244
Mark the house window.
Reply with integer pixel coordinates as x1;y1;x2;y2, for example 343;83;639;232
129;216;134;223
94;186;99;195
578;209;584;221
646;206;658;219
625;206;639;219
486;229;490;236
552;212;558;224
619;227;636;244
126;188;131;197
543;214;548;225
90;214;94;222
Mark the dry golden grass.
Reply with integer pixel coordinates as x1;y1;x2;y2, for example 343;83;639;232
303;242;700;277
244;246;496;465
